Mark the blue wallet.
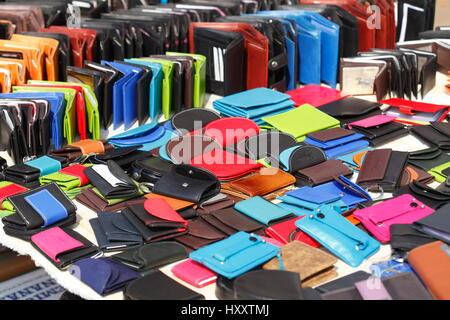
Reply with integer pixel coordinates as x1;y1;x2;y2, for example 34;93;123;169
286;175;372;208
277;195;348;217
336;147;373;170
139;130;177;152
295;206;380;267
101;61;143;129
0;92;66;149
234;196;293;226
189;231;280;279
26;156;62;177
25;189;68;227
69;257;139;296
304;133;370;159
108;121;166;147
126;59;163;122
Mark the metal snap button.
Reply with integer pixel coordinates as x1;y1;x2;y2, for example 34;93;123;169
317;213;325;219
182;182;189;188
249;236;258;242
410;202;418;208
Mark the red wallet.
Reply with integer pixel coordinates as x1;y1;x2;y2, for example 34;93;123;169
144;198;187;226
286;85;348;107
265;217;321;248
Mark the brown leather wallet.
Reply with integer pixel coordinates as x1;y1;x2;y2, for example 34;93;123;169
295;159;353;186
200;207;264;236
263;241;338;288
76;187;146;212
50;140;113;161
308;127;354;142
144;193;194;211
408;241;450;300
221;167;296;199
401;166;435;186
174;217;227;251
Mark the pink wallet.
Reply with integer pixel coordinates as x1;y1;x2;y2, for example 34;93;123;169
171;259;217;288
353;194;435;242
348;115;396;129
31;227;84;262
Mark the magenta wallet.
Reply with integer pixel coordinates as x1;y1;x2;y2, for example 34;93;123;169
171;259;217;288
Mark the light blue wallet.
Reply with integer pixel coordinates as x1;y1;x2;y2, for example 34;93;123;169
189;231;281;278
295;205;380;267
304;133;370;159
108;121;165;147
234;196;293;226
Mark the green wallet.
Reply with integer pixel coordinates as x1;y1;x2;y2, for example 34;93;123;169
92;186;144;205
166;52;206;108
28;80;100;140
133;58;174;120
13;85;77;144
428;162;450;183
262;104;341;141
0;181;21;215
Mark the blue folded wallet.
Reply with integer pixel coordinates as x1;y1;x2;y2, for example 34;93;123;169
234;196;294;226
189;231;281;279
295;205;380;267
286;175;372;208
277;194;348;217
69;257;139;296
125;59;163;122
0;92;66;149
108;121;166;147
304;132;370;159
212;88;295;125
101;61;143;129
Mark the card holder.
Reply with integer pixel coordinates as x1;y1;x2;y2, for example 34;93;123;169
172;259;217;288
175;217;227;251
234;196;294;226
295;159;353;186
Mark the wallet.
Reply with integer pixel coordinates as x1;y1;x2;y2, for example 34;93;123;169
112;242;188;271
31;227;100;269
84;161;138;199
172;259;218;288
353;194;435;242
263;241;338;287
189;231;281;279
381;98;449;125
411;121;450;150
408;241;450;300
175;216;228;251
108;121;166;148
50;139;113;162
390;224;438;256
286;85;348;107
90;211;143;252
408;146;450;172
394;180;450;210
294;159;353;186
69;257;139;296
220;168;296;200
265;217;321;248
321;272;433;300
234;196;294;226
315;271;372;293
40;164;91;196
413;201;450;244
295;205;380;267
124;270;204;300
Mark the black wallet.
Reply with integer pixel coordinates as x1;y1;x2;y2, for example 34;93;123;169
390;224;438;256
317;97;382;125
408;146;450;172
410;122;450;150
394;180;450;210
130;156;174;184
413;202;450;244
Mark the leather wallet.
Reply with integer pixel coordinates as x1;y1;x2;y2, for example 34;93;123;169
108;122;166;148
76;187;145;213
356;149;409;192
196;194;235;215
408;146;450;172
348;115;409;146
172;259;217;288
317;96;382;125
286;85;348;107
390;224;438;256
175;216;227;251
279;144;328;173
31;227;100;269
411;122;450;150
84;161;139;199
40;164;91;196
295;159;353;186
295;205;380;267
394;180;450;210
90;211;143;252
262;104;340;141
381;98;449;125
189;231;280;279
263;241;338;287
265;217;321;248
233;270;305;300
0;40;44;80
220;168;296;200
130;156;174;184
124;270;204;300
234;196;294;226
152;164;220;204
353;194;435;243
408;241;450;300
112;242;188;271
50;139;112;162
413;201;450;244
69;257;139;296
165;134;221;164
321;272;433;300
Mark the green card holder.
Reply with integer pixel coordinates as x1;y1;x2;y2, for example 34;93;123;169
13;86;77;144
166;52;206;108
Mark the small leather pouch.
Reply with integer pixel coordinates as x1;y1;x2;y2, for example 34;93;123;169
172;259;218;288
91;145;151;172
90;211;143;252
413;202;450;244
3;183;76;232
263;241;338;287
411;121;450;150
390;224;437;256
130;156;173;184
84;161;138;199
152;164;221;203
69;258;139;296
221;168;296;200
189;231;281;279
278;145;327;173
296;206;380;267
124;270;204;300
408;241;450;300
348;115;409;146
200;207;264;236
353;194;435;243
295;159;353;186
356;149;409;192
170;108;221;134
234;196;294;226
234;270;305;300
265;217;321;248
321;272;433;300
175;217;227;251
31;227;100;269
112;242;188;271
